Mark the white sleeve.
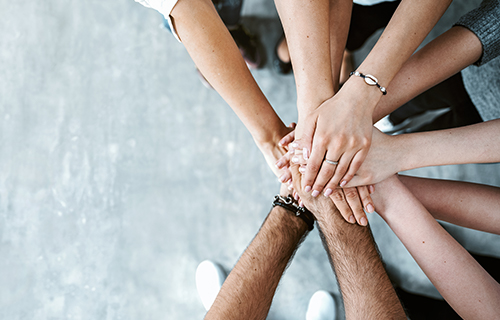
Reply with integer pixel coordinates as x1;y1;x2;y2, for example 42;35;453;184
134;0;182;42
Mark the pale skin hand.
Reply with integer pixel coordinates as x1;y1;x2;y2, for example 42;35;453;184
281;142;375;226
171;0;290;177
371;175;500;319
293;0;453;195
277;25;483;184
345;120;500;188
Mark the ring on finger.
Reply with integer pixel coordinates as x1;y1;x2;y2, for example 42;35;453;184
324;159;339;165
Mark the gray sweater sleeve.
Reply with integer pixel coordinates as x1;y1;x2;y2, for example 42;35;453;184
454;0;500;66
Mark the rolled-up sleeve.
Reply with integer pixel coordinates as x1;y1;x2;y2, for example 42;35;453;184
454;0;500;66
135;0;181;41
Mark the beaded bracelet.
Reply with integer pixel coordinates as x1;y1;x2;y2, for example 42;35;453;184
350;71;387;95
272;195;315;231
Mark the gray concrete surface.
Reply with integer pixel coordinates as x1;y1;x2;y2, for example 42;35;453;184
1;0;499;319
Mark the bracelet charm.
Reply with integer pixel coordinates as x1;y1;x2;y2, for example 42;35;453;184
350;71;387;95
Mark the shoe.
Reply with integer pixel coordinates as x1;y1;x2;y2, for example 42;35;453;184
306;290;337;320
229;24;263;69
196;260;227;311
273;34;292;74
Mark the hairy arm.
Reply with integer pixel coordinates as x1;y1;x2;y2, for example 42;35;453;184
290;166;406;320
171;0;290;175
372;176;500;319
206;185;309;319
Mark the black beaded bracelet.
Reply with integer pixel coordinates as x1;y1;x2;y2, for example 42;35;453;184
272;195;315;231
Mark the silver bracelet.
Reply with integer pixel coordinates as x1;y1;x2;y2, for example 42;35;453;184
349;71;387;95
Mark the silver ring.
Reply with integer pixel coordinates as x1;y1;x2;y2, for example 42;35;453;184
324;159;338;165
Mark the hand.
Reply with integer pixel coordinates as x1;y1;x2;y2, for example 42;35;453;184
344;128;403;187
294;83;375;197
289;164;338;221
257;123;296;179
295;163;374;226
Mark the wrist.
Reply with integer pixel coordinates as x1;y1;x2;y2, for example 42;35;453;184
396;133;421;172
267;206;309;235
297;93;334;115
342;74;385;112
253;123;290;148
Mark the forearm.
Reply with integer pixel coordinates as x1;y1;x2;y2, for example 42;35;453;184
398;175;500;235
206;206;309;319
328;0;353;90
392;119;500;171
373;26;483;122
316;208;405;319
172;0;287;145
274;0;347;113
372;176;500;319
358;0;452;88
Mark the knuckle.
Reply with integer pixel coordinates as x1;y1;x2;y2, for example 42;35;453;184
330;189;345;202
344;188;359;200
362;194;372;204
360;137;371;148
307;162;321;173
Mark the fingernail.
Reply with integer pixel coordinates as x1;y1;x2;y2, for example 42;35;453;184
324;188;333;197
304;186;312;193
369;185;375;194
299;166;306;174
294;192;299;201
303;148;309;160
340;180;347;187
349;215;356;224
360;217;368;226
276;160;282;168
312;190;319;197
291;142;299;148
288;184;293;190
292;156;299;163
278;141;283;147
367;204;374;213
279;174;287;182
287;179;292;185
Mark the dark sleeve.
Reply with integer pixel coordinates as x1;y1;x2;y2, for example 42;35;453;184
454;0;500;66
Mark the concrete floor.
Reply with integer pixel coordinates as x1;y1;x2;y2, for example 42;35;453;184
1;0;499;319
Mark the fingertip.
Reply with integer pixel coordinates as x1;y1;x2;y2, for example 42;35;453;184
360;217;368;226
369;185;375;194
348;215;356;224
366;203;374;213
303;148;309;160
323;188;333;197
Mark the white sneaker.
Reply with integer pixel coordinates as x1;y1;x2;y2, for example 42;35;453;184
306;290;337;320
195;260;227;311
